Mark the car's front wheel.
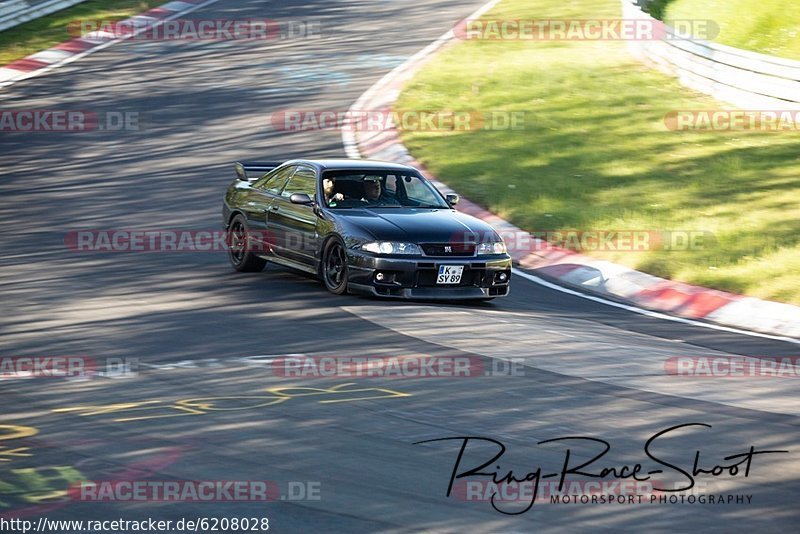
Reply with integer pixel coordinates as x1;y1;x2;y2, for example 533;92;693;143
321;237;349;295
227;215;267;272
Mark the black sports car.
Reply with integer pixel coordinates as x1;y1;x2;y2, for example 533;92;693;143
222;159;511;299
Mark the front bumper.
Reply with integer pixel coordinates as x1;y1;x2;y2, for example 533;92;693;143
346;249;512;299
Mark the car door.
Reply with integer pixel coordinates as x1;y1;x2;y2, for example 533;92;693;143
241;165;296;252
267;165;320;268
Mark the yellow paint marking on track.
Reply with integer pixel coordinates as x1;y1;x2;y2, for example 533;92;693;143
53;400;205;423
51;384;413;422
0;424;38;441
177;396;289;411
0;447;32;461
0;465;87;508
267;383;412;404
53;400;163;416
0;425;91;509
0;425;38;462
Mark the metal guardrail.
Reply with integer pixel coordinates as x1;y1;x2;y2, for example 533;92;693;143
622;0;800;109
0;0;87;32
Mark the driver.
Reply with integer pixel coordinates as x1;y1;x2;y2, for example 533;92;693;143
361;176;399;205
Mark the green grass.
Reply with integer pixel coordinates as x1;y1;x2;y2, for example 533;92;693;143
0;0;158;65
663;0;800;60
640;0;675;20
395;0;800;304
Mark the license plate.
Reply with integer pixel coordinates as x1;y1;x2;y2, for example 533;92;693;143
437;265;464;284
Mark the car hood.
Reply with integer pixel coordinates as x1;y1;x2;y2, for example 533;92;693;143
338;208;501;243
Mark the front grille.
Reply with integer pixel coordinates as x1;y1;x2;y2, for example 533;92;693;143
420;243;475;257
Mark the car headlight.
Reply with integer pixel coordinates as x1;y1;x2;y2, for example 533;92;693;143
361;242;422;255
477;241;507;255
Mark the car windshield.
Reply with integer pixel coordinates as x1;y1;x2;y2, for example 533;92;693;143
321;170;449;209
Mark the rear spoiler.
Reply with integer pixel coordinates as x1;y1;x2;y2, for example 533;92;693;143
234;161;284;182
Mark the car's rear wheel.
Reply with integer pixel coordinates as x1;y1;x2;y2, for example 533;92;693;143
227;215;267;272
322;237;348;295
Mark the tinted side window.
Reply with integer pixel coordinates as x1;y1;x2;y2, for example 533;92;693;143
281;166;317;201
254;165;295;194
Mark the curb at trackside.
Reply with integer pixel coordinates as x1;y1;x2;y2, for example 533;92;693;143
341;0;800;343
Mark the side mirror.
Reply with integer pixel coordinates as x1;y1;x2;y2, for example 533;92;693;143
445;193;460;206
234;162;248;182
290;193;314;205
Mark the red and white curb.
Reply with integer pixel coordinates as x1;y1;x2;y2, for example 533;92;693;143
0;0;220;90
341;0;800;342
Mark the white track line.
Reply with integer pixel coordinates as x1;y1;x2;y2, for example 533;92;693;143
513;268;800;345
